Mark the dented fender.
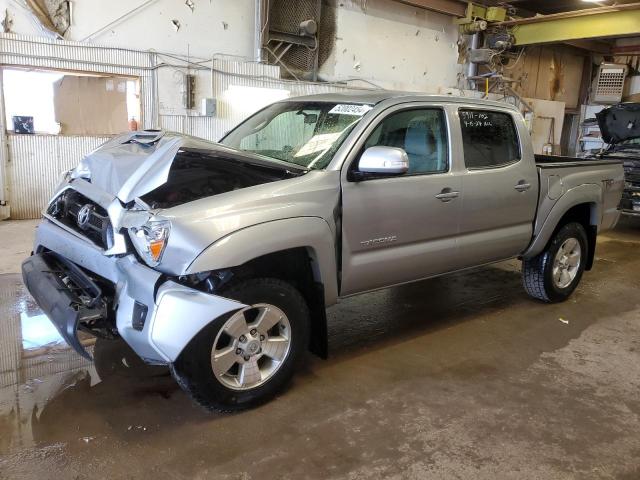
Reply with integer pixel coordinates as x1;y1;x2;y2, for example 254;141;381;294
186;217;339;306
148;281;247;362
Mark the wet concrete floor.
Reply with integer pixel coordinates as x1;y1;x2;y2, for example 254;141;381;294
0;218;639;479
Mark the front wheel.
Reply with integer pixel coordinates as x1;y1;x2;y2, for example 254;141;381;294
522;222;588;303
171;278;310;412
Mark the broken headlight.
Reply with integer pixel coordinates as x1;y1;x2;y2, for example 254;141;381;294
129;220;171;267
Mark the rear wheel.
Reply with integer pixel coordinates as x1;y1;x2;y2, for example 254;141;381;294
171;278;310;412
522;222;588;303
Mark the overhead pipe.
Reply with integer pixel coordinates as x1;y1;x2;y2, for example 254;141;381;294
254;0;268;62
466;33;479;89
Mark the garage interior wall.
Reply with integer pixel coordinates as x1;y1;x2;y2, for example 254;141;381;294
0;0;460;221
0;33;155;220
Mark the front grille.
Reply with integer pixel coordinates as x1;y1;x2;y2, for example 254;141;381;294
47;190;114;249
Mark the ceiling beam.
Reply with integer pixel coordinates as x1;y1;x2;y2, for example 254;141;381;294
499;2;640;26
564;39;612;55
498;3;640;46
612;44;640;55
393;0;467;17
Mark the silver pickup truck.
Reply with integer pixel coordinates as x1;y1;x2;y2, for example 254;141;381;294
22;92;624;411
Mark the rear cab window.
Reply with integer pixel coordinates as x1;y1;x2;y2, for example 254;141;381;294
459;109;521;169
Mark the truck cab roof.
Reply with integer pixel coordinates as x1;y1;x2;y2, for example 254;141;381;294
287;90;521;112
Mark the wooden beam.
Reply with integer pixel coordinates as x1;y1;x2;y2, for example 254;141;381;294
564;39;612;55
393;0;467;17
612;44;640;55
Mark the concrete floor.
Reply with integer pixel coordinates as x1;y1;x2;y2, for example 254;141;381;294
1;217;639;479
0;219;39;275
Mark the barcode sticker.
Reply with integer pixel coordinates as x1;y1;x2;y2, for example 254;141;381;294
329;104;373;116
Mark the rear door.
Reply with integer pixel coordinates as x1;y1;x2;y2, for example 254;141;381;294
455;108;539;267
340;104;463;296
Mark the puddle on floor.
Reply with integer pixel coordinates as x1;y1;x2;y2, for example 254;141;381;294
0;274;180;456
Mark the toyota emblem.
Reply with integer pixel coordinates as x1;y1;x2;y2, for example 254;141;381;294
76;204;93;229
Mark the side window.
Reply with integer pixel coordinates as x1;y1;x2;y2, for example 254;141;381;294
459;109;521;169
364;108;448;175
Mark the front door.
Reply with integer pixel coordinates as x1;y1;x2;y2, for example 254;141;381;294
340;106;462;296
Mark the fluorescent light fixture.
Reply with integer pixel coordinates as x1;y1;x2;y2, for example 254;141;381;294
224;85;290;115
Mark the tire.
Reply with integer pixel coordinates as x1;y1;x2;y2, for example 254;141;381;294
522;222;588;303
171;278;310;412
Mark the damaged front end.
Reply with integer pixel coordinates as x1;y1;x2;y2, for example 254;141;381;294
597;103;640;215
22;252;115;359
26;216;248;364
22;130;302;363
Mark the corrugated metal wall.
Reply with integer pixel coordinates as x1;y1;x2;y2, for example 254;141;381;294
0;33;157;219
7;135;110;219
159;59;363;142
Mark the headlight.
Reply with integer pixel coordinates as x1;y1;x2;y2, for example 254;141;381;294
129;220;171;267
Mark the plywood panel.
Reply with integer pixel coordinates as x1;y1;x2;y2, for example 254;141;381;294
534;47;555;101
524;97;566;155
509;46;541;99
53;76;129;135
557;50;585;108
510;45;585;109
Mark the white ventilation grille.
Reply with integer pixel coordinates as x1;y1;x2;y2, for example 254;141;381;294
594;63;627;104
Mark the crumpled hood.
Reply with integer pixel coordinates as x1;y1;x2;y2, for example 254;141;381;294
72;131;302;205
73;132;183;203
596;103;640;144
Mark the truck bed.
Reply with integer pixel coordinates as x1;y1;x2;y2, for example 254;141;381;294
533;154;624;240
534;154;622;169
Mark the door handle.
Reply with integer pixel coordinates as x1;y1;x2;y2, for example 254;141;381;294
435;189;460;202
514;181;531;192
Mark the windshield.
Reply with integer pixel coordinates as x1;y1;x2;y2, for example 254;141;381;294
220;101;372;170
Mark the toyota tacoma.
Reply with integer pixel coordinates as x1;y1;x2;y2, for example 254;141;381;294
22;92;624;411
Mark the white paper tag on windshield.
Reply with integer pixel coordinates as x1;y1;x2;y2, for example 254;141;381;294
295;132;341;157
329;104;373;116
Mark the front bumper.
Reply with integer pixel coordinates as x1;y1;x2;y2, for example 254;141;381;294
22;253;105;359
25;219;246;364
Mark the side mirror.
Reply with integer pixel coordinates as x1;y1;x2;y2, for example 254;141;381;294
354;146;409;179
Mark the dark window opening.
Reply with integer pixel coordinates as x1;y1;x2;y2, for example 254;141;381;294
460;109;520;169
